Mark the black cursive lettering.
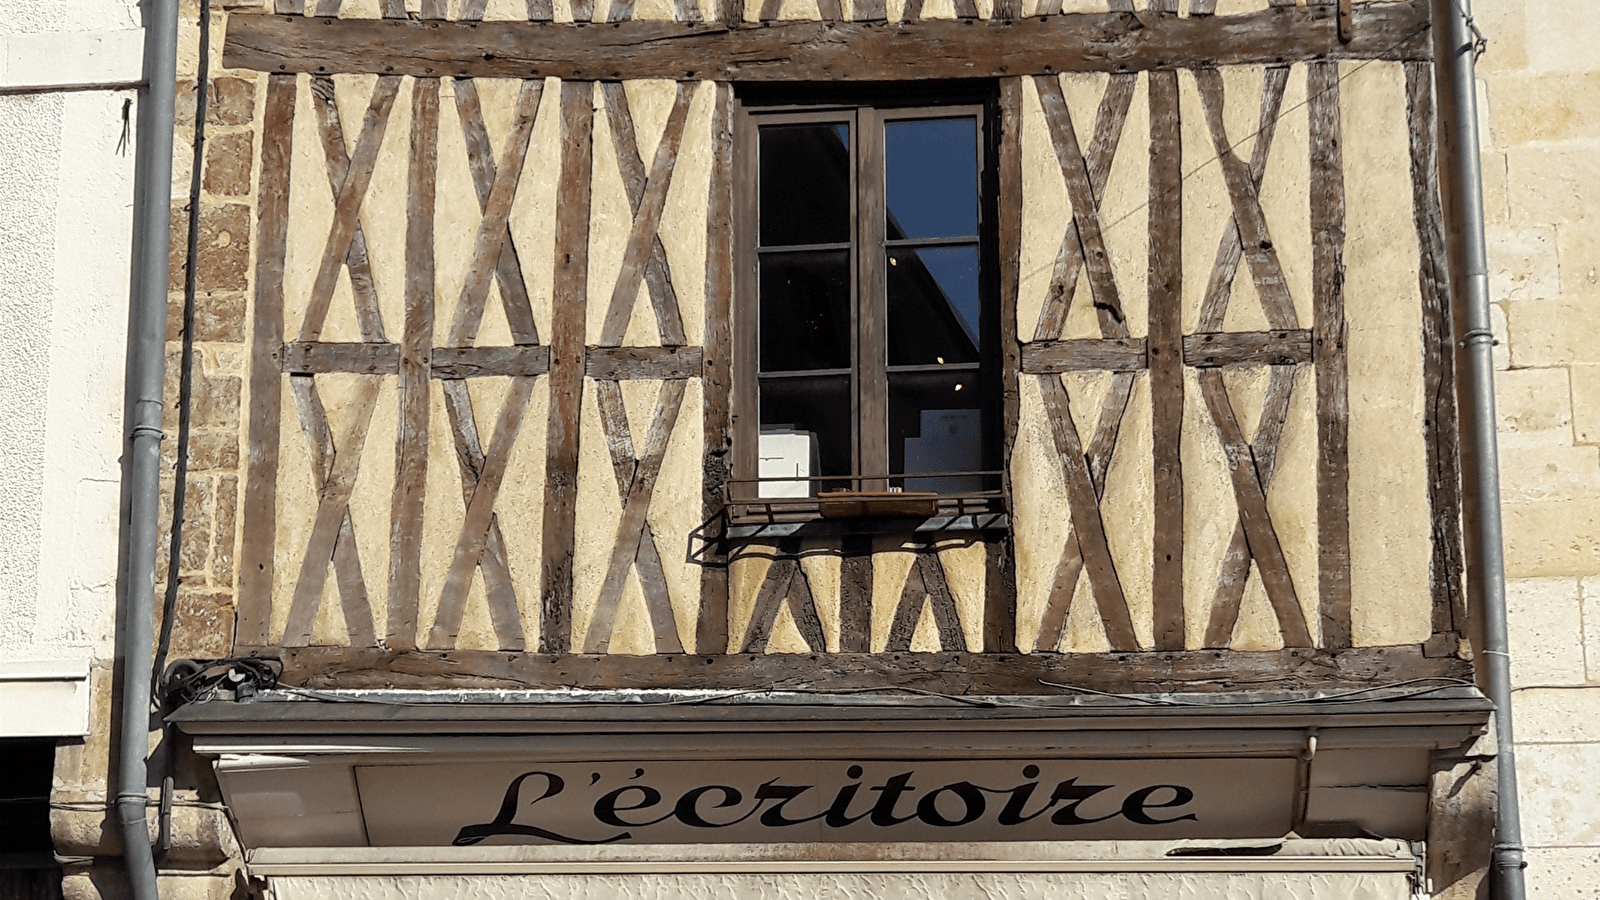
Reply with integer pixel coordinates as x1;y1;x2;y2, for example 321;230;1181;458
595;785;674;828
673;785;747;828
454;771;628;846
1048;778;1119;826
1120;785;1198;825
868;772;920;826
916;782;987;827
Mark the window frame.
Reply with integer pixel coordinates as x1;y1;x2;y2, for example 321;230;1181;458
730;84;1005;521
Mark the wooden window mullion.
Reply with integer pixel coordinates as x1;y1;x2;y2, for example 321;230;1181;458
856;106;889;490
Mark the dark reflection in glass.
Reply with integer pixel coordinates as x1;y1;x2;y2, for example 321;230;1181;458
760;250;852;372
759;375;852;497
886;117;977;240
760;123;851;247
887;245;981;367
889;370;991;495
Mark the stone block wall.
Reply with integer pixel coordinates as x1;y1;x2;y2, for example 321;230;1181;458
1477;0;1600;895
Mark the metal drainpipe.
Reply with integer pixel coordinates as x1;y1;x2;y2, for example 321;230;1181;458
1427;1;1528;898
115;0;179;897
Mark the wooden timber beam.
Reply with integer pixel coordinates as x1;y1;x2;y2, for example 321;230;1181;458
1019;329;1312;374
223;0;1430;80
243;644;1472;694
277;342;704;380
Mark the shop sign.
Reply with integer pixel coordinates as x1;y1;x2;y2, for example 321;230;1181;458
354;758;1298;845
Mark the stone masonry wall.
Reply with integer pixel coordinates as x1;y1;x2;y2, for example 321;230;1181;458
49;3;261;899
1477;0;1600;896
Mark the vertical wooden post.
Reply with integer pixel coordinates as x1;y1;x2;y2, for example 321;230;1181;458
541;81;594;653
698;82;735;654
992;75;1025;654
1310;60;1351;648
1148;57;1185;651
388;77;439;651
1405;61;1466;640
237;74;297;648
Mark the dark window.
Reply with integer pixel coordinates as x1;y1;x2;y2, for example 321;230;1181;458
734;87;1003;512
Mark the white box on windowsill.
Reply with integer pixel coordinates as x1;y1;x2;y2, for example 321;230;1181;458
758;429;818;499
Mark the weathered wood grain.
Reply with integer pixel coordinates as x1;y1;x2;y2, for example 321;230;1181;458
739;557;796;653
257;644;1475;695
1021;338;1146;373
593;381;685;654
1035;75;1125;333
387;77;439;652
428;375;536;649
1182;329;1311;368
599;82;688;347
786;558;827;652
698;83;734;656
433;345;552;378
299;76;400;342
1202;364;1295;648
998;76;1024;518
1037;375;1137;650
983;538;1017;653
598;82;694;348
449;77;542;347
1034;370;1131;652
283;376;382;645
224;2;1434;80
1197;64;1289;332
279;342;550;377
1310;60;1351;649
584;379;687;652
884;560;921;651
440;380;526;651
281;341;398;374
1406;60;1465;637
541;82;594;653
1198;370;1313;647
308;75;386;343
238;74;296;648
1032;72;1136;342
585;346;704;381
289;377;377;647
449;77;537;342
1192;67;1297;331
1148;64;1184;652
839;534;873;653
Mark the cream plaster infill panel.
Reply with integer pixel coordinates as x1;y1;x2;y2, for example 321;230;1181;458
1341;61;1430;647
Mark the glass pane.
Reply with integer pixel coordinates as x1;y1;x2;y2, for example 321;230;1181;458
759;375;852;497
760;250;852;372
887;245;981;367
760;123;851;247
889;370;990;495
885;117;978;240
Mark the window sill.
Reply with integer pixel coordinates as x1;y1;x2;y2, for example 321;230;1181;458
723;495;1007;540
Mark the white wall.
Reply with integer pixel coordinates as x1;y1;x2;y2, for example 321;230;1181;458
0;0;140;684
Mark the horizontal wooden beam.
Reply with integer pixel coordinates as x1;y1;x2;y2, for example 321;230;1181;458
280;341;398;374
1021;330;1311;374
223;1;1429;80
281;342;552;377
242;643;1471;695
280;343;704;380
433;345;553;378
1183;329;1311;368
1022;337;1146;373
586;345;704;380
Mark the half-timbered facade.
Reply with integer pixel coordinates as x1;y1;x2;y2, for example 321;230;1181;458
149;0;1502;896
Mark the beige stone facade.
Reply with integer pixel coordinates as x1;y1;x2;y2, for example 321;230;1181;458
1476;0;1600;895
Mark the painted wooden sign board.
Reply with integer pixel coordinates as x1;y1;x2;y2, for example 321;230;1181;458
355;758;1298;846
